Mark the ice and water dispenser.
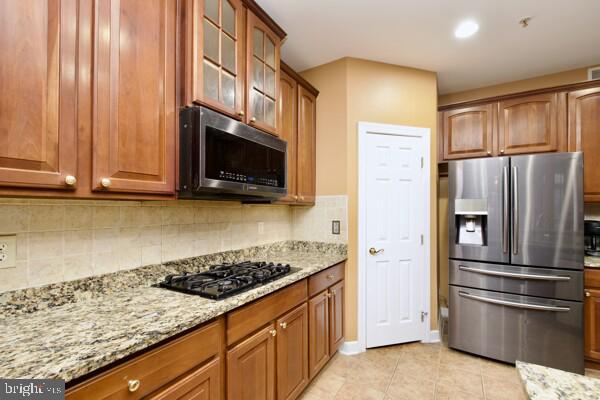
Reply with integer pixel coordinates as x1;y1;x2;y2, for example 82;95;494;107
454;199;488;246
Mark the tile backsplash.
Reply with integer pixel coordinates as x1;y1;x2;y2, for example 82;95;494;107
0;199;293;292
293;196;348;244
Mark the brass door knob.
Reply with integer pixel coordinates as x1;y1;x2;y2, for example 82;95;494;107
100;178;111;188
280;322;287;329
369;247;384;256
65;175;77;186
128;379;140;393
270;329;277;337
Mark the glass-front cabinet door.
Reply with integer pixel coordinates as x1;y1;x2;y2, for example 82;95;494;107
246;10;281;136
188;0;245;119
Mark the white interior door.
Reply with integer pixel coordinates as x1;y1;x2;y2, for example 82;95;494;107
364;126;425;348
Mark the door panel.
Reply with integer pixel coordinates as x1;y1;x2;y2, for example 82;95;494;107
276;304;308;400
227;324;275;400
329;280;344;355
296;85;316;204
511;152;583;270
442;105;494;160
585;288;600;361
568;87;600;202
448;157;510;264
0;0;78;189
93;0;176;194
498;93;563;155
365;130;424;347
149;358;220;400
449;286;584;374
278;70;297;202
308;291;329;379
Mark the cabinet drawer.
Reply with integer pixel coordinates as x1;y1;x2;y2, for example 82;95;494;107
148;358;221;400
585;268;600;289
308;263;345;298
67;319;223;400
226;280;307;346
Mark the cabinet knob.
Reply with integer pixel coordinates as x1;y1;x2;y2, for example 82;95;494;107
586;291;591;297
238;110;245;117
64;175;77;186
128;379;140;393
270;329;277;337
327;293;332;298
280;322;287;329
293;195;298;200
500;149;505;154
332;290;336;296
299;195;305;201
100;178;112;188
250;117;257;123
486;151;492;156
326;274;335;280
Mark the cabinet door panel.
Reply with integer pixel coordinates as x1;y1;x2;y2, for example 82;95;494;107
308;291;329;379
568;87;600;202
498;93;564;155
277;304;309;400
187;0;245;118
93;0;176;194
585;288;600;362
278;71;297;202
227;324;275;400
442;105;494;160
297;85;316;204
0;0;77;189
246;11;280;136
329;280;344;355
149;358;221;400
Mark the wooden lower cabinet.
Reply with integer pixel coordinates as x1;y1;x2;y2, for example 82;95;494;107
149;358;221;400
329;280;345;355
308;290;330;379
227;324;276;400
276;304;309;400
585;288;600;363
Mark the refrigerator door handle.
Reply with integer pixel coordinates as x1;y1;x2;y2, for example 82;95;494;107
512;166;518;255
458;291;570;312
502;166;509;254
458;265;571;281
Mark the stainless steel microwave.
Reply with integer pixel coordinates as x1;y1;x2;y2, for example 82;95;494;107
179;106;287;201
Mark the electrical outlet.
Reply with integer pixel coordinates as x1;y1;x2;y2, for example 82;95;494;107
332;220;341;235
0;234;17;269
258;222;265;235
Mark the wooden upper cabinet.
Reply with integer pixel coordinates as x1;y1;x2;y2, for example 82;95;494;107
246;10;280;136
497;93;565;155
278;70;298;202
308;291;330;380
92;0;176;194
297;85;316;204
227;324;276;400
186;0;245;119
0;0;78;189
276;303;309;400
442;104;494;160
329;280;344;356
569;87;600;202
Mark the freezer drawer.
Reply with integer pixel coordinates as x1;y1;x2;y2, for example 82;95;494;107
449;286;584;374
449;260;583;301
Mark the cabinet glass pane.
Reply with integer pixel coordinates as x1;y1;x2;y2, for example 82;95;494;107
265;66;275;97
265;97;275;127
251;89;264;121
203;20;220;63
222;33;235;73
221;71;235;109
204;0;219;24
253;57;263;91
265;37;275;68
253;28;264;59
203;60;219;101
222;0;235;36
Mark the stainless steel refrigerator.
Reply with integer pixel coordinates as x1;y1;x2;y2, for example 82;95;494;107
448;152;584;374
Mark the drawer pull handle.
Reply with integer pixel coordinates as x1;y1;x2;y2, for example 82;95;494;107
458;265;570;281
327;274;335;280
280;322;287;329
128;379;140;393
270;329;277;337
458;291;570;312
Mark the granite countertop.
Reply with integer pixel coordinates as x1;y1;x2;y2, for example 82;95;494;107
516;361;600;399
585;256;600;268
0;241;347;382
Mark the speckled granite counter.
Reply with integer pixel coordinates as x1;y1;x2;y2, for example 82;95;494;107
517;361;600;399
0;241;346;382
585;256;600;268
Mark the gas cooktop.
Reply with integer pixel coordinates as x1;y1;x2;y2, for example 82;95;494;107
157;261;297;300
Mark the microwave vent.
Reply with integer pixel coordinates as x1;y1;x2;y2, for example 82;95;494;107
588;66;600;81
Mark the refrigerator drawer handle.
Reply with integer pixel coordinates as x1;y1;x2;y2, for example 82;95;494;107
458;265;571;281
458;291;570;312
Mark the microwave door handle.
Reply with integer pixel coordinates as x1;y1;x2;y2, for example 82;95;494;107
502;166;509;254
512;166;518;255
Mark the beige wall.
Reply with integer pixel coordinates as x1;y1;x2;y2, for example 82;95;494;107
437;177;449;307
303;58;439;340
439;65;597;106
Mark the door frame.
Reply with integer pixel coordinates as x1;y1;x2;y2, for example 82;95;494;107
355;121;432;353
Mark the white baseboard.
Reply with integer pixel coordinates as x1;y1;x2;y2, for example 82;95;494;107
339;341;364;355
424;330;441;343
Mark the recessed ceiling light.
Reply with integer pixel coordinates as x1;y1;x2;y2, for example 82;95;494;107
455;20;479;39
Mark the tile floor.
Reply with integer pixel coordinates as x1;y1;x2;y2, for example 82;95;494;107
299;341;600;400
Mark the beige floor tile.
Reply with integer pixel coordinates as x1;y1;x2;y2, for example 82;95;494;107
439;348;482;374
437;365;484;397
394;356;440;381
385;376;436;400
480;358;521;383
482;375;527;400
335;381;386;400
301;383;339;400
586;368;600;379
434;383;484;400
